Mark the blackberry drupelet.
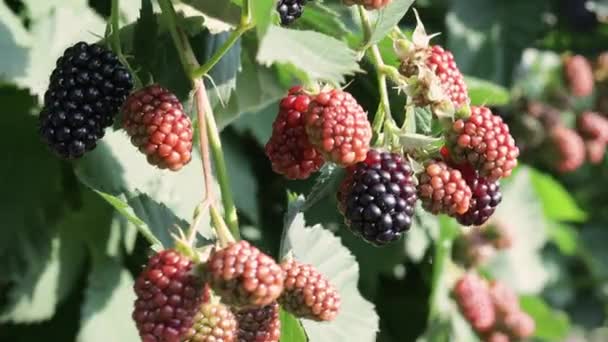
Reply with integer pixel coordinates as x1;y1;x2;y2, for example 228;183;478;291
234;302;281;342
39;41;133;158
277;0;309;26
340;150;417;246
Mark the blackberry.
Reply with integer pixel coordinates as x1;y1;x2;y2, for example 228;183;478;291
279;259;340;321
564;55;594;97
204;241;285;308
340;150;417;246
39;41;133;158
184;301;238;342
132;250;206;342
550;125;585;172
418;160;472;216
453;273;496;334
456;168;502;226
234;302;281;342
277;0;309;26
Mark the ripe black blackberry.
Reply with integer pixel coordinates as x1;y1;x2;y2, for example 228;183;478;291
455;164;502;226
277;0;309;26
339;150;417;246
39;41;133;158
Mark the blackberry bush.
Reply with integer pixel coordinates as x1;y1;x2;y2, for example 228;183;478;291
339;150;417;246
39;41;133;158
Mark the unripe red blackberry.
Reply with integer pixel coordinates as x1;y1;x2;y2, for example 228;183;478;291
265;87;325;179
564;55;594;97
276;0;309;26
234;302;281;342
40;41;133;158
343;0;392;10
304;89;372;167
550;125;585;172
503;311;535;339
339;150;417;246
418;160;472;216
578;111;608;141
448;106;519;181
586;139;606;164
279;259;340;321
453;273;496;333
132;250;205;342
400;45;470;110
488;281;519;316
184;301;238;342
122;85;193;171
204;241;285;308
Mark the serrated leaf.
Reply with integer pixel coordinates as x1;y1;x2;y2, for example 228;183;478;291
520;296;570;340
487;167;549;294
223;132;259;223
0;2;31;82
279;309;308;342
74;129;214;244
529;168;587;222
216;35;285;128
77;259;139;342
280;214;379;342
367;0;415;46
250;0;274;36
299;2;350;38
231;101;276;145
133;0;158;80
181;0;241;26
257;26;361;84
414;107;432;134
465;76;510;106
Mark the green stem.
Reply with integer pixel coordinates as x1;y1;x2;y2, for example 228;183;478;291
190;0;253;79
158;0;241;239
358;6;392;142
428;217;457;324
210;204;236;247
109;0;142;88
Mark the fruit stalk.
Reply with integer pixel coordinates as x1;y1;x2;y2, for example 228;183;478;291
358;6;393;140
159;0;241;238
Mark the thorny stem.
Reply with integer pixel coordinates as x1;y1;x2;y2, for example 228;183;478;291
159;0;241;244
190;0;253;79
358;6;393;142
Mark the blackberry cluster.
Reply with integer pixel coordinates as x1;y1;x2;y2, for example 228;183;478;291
132;250;205;342
448;106;519;181
339;150;417;246
234;302;281;342
418;160;472;216
277;0;309;26
564;55;594;97
305;89;372;167
39;41;133;158
122;85;193;171
204;241;285;308
184;302;238;342
279;259;340;321
265;87;325;179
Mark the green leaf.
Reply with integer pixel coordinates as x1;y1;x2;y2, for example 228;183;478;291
446;0;548;86
280;214;379;342
299;2;350;39
279;309;308;342
368;0;415;45
133;0;158;82
548;223;579;256
404;204;439;263
520;296;570;340
181;0;241;26
216;35;286;128
257;26;361;84
529;168;587;222
223;132;259;223
398;133;442;151
487;167;550;294
414;107;433;134
250;0;274;36
0;2;31;82
77;259;139;342
231;101;277;145
464;76;510;106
